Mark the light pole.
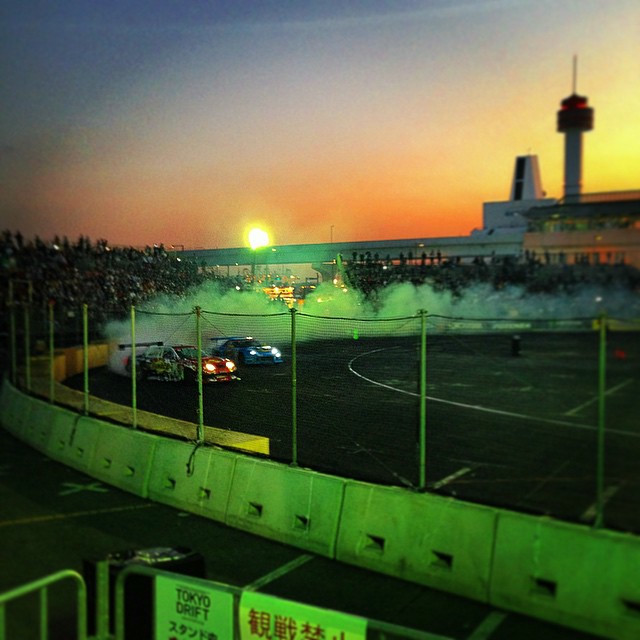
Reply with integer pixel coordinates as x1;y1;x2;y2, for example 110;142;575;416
330;225;334;243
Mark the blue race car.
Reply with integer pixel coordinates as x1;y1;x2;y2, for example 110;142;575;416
210;336;283;365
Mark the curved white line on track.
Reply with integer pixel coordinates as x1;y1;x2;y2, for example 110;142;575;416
347;348;639;438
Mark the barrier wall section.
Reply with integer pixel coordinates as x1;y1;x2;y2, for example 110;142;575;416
2;376;640;639
226;457;346;557
490;512;640;640
336;481;497;602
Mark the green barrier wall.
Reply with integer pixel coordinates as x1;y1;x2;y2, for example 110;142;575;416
0;379;22;437
21;396;56;452
2;377;640;639
87;422;158;497
147;440;237;521
225;457;346;557
490;512;640;640
47;414;101;472
336;481;497;602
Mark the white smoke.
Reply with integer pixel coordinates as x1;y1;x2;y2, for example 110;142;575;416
104;278;639;375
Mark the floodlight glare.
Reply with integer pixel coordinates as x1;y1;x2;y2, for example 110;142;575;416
248;228;269;250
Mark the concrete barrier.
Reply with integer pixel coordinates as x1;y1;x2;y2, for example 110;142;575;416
4;373;640;639
336;481;498;602
21;396;56;452
490;512;640;640
226;457;346;557
0;378;23;436
88;422;157;497
47;414;101;472
2;383;34;440
147;440;237;521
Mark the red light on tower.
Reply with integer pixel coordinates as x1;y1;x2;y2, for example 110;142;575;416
557;93;594;132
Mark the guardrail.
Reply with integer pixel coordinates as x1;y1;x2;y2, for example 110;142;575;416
0;563;455;640
0;570;87;640
113;564;452;640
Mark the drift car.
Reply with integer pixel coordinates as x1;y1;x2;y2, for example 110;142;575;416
210;336;283;365
123;343;239;382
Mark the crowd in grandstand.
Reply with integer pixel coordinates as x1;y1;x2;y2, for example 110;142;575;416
1;231;638;324
0;231;212;325
341;249;640;299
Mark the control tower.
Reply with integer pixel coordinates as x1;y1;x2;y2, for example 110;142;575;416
557;61;594;200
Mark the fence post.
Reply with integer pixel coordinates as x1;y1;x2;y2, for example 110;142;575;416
290;307;298;466
48;300;55;403
9;281;17;386
594;312;607;528
418;309;427;490
24;303;32;392
195;306;204;443
130;305;137;429
83;303;89;415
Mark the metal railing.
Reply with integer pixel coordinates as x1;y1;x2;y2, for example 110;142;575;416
0;570;87;640
114;564;452;640
0;565;452;640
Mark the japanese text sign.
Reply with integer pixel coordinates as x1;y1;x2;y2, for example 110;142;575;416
155;575;234;640
240;591;367;640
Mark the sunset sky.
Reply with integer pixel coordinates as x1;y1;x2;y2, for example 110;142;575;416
1;1;639;250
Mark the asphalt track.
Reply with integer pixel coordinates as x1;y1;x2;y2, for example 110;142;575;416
0;427;601;640
70;330;640;534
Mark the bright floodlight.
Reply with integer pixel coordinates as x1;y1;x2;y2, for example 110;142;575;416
248;227;269;250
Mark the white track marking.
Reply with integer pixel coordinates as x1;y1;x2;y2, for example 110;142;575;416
431;467;472;489
466;612;507;640
0;504;155;528
348;350;639;438
244;554;314;591
564;378;634;416
59;481;109;496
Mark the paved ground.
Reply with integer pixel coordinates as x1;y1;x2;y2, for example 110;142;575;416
71;331;640;533
0;427;603;640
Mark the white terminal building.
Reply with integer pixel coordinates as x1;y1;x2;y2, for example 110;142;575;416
185;85;640;278
480;87;640;267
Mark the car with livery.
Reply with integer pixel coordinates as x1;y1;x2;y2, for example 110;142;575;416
209;336;283;365
122;342;239;382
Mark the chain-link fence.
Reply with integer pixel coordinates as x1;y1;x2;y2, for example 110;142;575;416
3;297;639;534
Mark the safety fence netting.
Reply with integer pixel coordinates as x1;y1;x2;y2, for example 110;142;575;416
601;318;640;533
4;300;639;533
294;313;422;487
423;315;639;532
